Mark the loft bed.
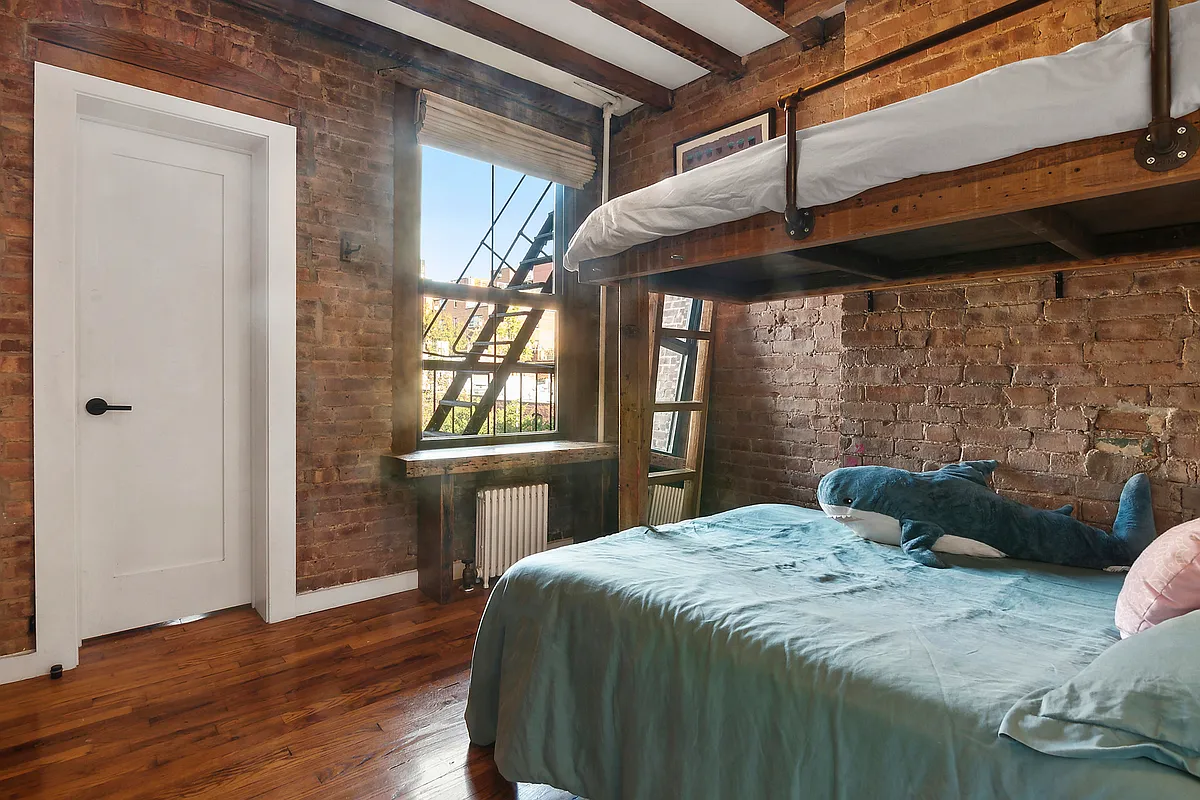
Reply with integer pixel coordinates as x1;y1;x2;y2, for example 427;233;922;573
567;0;1200;303
569;0;1200;531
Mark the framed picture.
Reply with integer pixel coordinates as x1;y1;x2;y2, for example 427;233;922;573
674;110;774;175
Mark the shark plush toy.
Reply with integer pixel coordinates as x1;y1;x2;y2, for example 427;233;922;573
816;460;1156;569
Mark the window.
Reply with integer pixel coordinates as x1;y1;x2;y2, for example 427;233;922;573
420;146;558;442
652;295;711;457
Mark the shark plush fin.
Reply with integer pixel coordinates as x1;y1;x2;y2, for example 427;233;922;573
900;520;948;568
1052;504;1074;516
938;460;998;487
1113;474;1156;561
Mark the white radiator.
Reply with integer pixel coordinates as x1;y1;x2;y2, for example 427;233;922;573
648;484;686;526
476;484;549;587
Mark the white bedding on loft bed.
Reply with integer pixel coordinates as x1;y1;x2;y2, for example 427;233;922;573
564;2;1200;271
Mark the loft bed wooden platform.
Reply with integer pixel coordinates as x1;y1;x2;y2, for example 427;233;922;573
577;0;1200;304
583;0;1200;529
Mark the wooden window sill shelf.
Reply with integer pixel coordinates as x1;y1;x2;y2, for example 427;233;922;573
384;440;617;479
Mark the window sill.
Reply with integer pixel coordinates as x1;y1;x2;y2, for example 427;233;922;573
384;440;617;479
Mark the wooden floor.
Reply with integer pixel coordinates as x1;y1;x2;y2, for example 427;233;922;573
0;591;576;800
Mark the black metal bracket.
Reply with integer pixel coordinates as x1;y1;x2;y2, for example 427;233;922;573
866;291;875;312
1054;271;1064;299
1136;121;1197;172
1137;0;1196;173
784;207;815;240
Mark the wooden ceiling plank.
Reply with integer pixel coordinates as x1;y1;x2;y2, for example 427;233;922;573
567;0;744;77
1006;207;1100;260
380;0;673;109
227;0;602;143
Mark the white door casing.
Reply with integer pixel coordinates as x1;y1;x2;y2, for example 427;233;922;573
77;120;254;638
9;63;298;683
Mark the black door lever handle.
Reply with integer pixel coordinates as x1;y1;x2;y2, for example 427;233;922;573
85;398;133;416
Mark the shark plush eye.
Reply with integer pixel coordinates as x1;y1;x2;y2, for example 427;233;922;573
843;497;853;505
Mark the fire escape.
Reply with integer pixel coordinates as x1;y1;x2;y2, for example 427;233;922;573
422;175;557;438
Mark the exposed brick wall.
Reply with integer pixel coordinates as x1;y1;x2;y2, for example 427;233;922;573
836;264;1200;533
704;296;845;510
0;0;415;655
606;0;1200;528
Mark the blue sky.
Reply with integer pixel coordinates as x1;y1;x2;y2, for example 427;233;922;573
420;146;556;283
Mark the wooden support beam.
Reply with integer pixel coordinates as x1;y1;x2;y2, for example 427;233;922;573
733;0;825;47
578;111;1200;284
617;279;651;529
29;24;298;108
419;278;558;310
783;0;846;30
393;87;423;455
227;0;602;145
1006;208;1100;260
566;0;744;77
380;0;673;109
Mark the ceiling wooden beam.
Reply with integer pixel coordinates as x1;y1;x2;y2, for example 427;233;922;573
226;0;602;145
566;0;744;78
1006;208;1100;260
783;0;846;30
380;0;673;109
733;0;825;47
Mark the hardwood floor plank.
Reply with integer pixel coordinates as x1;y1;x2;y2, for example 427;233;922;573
0;592;575;800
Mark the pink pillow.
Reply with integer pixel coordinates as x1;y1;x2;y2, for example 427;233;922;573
1115;518;1200;638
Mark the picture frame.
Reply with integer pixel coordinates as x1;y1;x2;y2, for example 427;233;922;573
673;110;774;175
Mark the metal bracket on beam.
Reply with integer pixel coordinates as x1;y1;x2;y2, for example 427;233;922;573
1137;0;1196;172
1054;271;1064;299
1136;122;1198;172
866;291;875;312
784;207;815;240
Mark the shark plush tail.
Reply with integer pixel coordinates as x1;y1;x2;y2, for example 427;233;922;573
1113;474;1156;561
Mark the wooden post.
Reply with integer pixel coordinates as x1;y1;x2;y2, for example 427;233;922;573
617;278;650;529
556;184;601;442
392;85;423;454
416;473;455;603
682;301;716;519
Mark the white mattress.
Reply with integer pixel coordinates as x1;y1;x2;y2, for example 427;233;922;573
565;3;1200;271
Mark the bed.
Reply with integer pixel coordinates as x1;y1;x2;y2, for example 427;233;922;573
466;505;1197;799
566;1;1200;303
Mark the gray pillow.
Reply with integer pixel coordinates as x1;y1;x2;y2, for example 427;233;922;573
1000;610;1200;778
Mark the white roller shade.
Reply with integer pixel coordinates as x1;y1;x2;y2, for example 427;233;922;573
416;91;596;189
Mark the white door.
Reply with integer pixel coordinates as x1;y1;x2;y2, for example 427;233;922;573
76;118;253;638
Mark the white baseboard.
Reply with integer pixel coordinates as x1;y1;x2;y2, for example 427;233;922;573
0;649;55;686
294;570;419;616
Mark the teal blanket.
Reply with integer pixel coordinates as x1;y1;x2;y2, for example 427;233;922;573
466;505;1195;799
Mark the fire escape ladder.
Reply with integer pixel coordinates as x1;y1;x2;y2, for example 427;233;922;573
425;211;555;433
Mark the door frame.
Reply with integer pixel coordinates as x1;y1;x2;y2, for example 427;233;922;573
5;63;297;683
